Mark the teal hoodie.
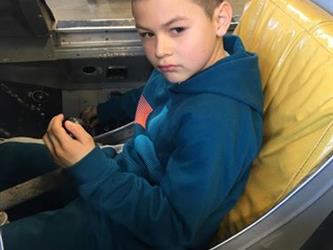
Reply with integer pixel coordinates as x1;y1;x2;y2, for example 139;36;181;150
69;35;263;249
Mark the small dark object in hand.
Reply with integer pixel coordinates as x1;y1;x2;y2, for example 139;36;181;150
62;117;91;137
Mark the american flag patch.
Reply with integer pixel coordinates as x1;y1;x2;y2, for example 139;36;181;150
135;95;153;129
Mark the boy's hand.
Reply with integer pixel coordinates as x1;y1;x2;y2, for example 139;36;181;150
43;114;95;168
80;105;99;128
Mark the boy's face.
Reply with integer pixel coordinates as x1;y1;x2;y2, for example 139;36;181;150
132;0;229;83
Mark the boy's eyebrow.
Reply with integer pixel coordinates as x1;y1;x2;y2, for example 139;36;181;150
135;16;189;30
162;16;189;27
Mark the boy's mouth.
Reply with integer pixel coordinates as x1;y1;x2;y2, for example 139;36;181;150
158;65;177;73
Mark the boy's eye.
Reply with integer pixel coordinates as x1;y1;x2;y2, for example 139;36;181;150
139;32;154;39
171;27;186;34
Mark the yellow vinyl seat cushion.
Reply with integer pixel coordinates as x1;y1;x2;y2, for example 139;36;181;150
217;0;333;240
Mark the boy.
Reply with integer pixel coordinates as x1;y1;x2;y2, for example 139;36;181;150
0;0;263;249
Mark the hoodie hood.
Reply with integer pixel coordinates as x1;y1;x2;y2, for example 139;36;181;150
168;35;263;114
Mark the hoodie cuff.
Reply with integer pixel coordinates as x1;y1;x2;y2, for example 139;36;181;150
68;146;117;185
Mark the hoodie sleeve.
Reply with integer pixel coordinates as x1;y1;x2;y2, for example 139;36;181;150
97;86;144;125
68;97;260;248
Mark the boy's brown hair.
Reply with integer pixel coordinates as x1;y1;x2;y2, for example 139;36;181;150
192;0;224;17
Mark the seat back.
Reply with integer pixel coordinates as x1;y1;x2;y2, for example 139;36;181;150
218;0;333;239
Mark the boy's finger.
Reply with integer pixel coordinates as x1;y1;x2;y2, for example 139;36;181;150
47;114;64;131
46;115;74;151
52;115;72;140
43;134;61;166
64;121;91;143
43;133;56;157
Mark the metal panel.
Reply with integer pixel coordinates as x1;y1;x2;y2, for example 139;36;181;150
0;80;62;138
0;0;143;62
0;0;50;37
0;57;152;90
46;0;133;23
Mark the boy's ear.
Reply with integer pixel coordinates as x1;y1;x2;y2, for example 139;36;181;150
214;1;233;37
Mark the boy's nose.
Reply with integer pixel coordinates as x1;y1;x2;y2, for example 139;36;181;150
155;36;172;58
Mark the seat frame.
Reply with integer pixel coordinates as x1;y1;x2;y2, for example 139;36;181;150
211;153;333;249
